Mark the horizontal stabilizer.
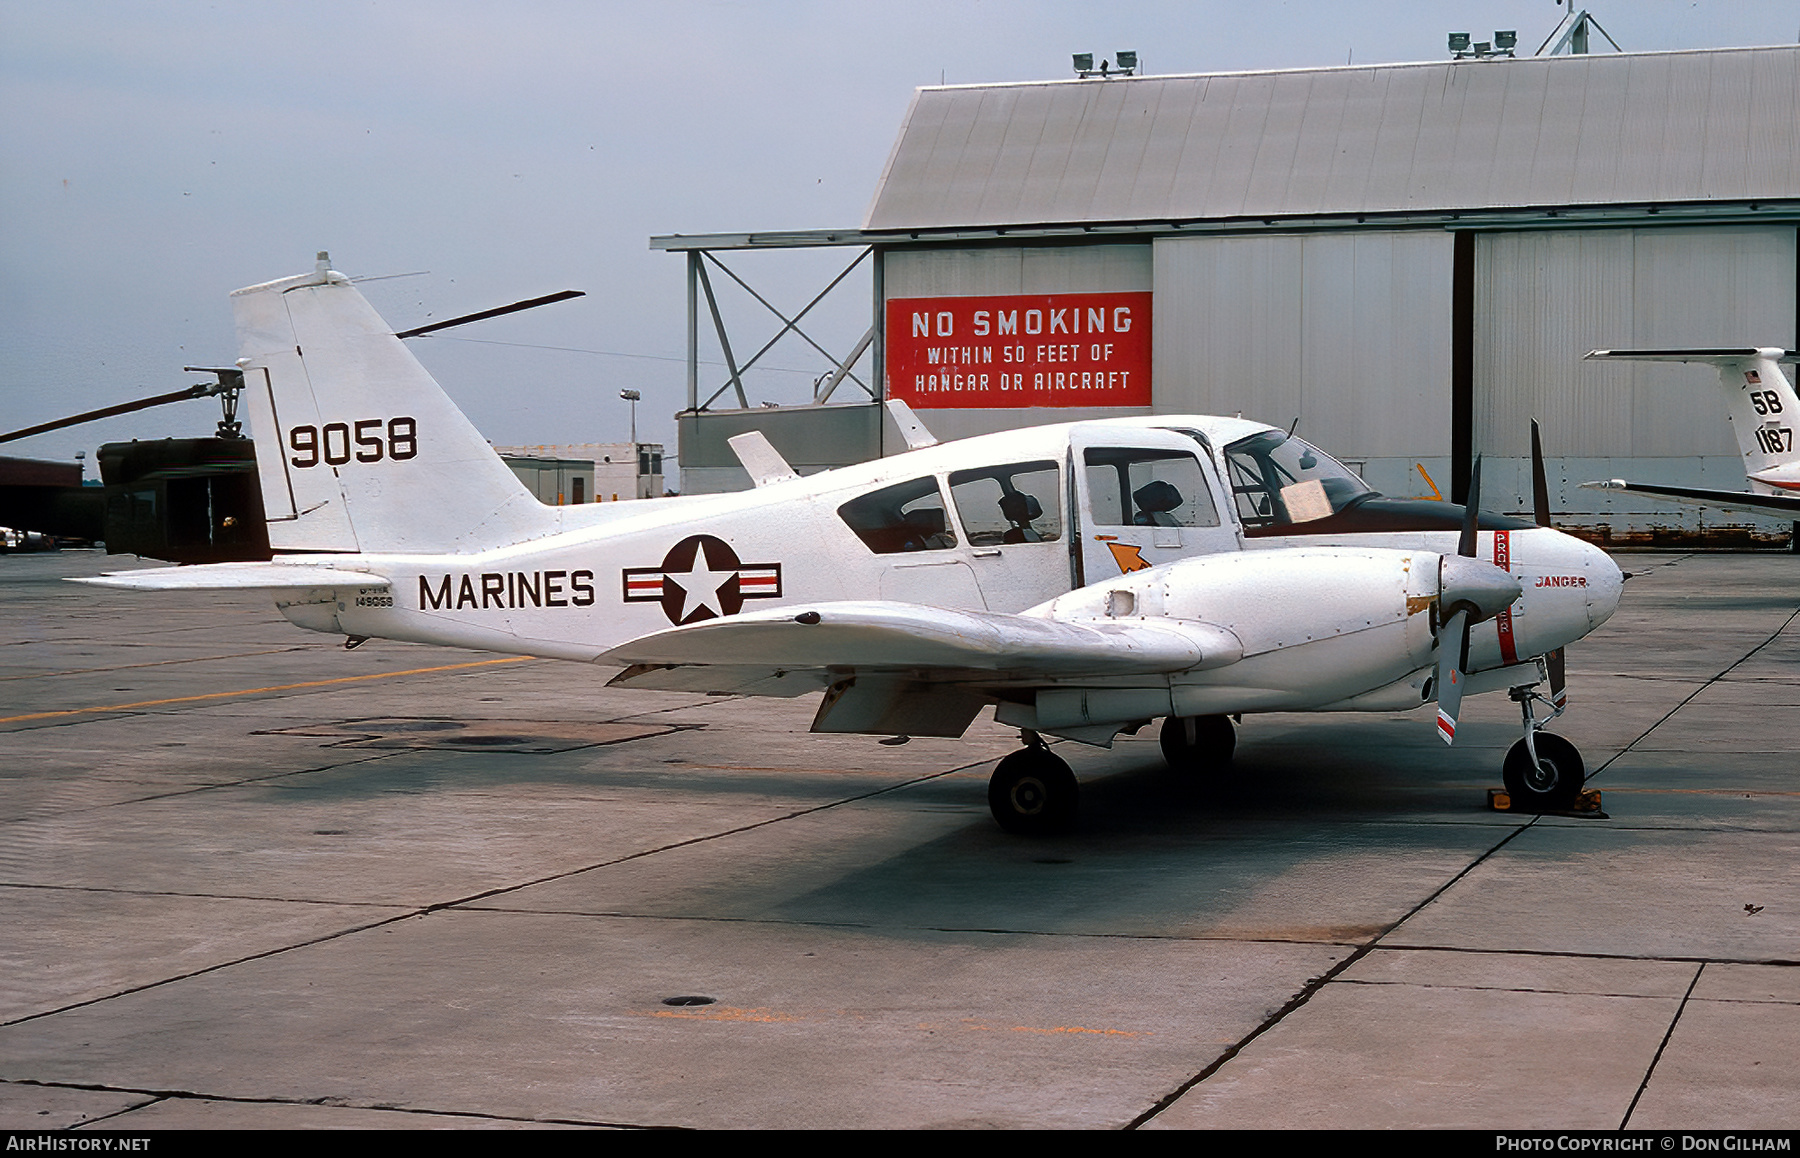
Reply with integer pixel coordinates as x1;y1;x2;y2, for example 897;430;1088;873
1579;479;1800;518
599;600;1241;681
1584;348;1797;364
73;563;389;591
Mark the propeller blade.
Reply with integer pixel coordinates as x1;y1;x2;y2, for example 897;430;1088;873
1435;607;1471;745
1530;421;1552;527
1531;423;1567;707
1458;455;1483;558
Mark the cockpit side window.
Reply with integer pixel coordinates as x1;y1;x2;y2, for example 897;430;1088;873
1224;430;1375;528
837;476;957;554
1082;448;1219;528
948;460;1062;546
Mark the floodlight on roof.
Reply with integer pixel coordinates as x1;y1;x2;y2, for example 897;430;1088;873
1495;29;1518;51
1448;31;1471;55
1116;50;1138;75
1072;52;1094;77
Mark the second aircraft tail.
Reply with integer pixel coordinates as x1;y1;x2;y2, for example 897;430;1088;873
1584;347;1800;495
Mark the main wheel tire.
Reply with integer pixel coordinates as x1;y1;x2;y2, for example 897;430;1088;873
1159;714;1236;774
1502;733;1585;813
988;747;1079;835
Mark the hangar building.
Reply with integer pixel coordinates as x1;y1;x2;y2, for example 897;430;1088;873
659;45;1799;544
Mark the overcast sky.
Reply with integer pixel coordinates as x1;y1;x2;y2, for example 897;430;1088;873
3;1;1796;476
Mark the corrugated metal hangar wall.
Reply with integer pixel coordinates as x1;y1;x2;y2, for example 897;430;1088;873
664;46;1799;540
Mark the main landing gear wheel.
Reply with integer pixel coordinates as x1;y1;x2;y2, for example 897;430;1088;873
1160;714;1235;774
988;746;1078;835
1502;733;1585;813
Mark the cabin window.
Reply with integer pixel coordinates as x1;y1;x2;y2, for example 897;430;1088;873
1083;448;1218;528
837;477;957;554
948;460;1062;545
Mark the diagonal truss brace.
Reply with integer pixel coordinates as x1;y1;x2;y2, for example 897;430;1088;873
693;247;875;410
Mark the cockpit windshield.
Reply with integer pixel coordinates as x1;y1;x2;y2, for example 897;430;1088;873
1224;430;1375;529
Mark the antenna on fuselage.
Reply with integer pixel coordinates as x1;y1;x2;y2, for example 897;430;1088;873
884;399;938;450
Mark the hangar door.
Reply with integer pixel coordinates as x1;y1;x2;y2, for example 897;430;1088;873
1473;225;1798;534
1152;231;1454;500
1473;226;1797;458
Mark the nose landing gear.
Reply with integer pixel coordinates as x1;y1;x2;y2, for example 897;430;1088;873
1500;684;1586;812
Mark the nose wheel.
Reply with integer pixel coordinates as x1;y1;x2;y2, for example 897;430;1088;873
1159;714;1235;774
988;736;1078;835
1501;683;1585;812
1503;733;1585;812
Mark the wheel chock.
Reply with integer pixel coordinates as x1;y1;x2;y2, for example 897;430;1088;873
1487;788;1606;817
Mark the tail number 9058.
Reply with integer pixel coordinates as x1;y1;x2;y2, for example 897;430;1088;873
289;417;418;468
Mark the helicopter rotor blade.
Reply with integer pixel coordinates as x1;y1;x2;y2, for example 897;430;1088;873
0;380;234;445
394;290;584;339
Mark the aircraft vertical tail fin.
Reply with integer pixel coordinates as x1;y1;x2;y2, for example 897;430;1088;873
1584;348;1800;495
234;255;556;554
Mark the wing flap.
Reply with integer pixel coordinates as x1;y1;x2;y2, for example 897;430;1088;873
607;663;831;698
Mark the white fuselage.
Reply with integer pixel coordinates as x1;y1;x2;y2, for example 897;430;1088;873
276;416;1620;721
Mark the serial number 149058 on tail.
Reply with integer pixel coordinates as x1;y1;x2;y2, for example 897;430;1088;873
81;256;1623;834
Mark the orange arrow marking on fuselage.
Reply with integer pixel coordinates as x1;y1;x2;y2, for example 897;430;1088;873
1106;541;1152;574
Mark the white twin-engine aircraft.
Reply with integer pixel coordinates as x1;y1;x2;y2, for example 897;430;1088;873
1582;348;1800;522
81;259;1623;833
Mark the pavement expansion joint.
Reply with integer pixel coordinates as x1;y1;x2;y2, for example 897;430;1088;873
0;881;409;909
0;646;309;682
0;910;423;1029
1620;963;1707;1128
1132;813;1550;1127
6;1079;656;1130
0;750;411;822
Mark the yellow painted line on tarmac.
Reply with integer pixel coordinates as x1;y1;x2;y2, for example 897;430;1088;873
0;656;535;724
959;1019;1152;1038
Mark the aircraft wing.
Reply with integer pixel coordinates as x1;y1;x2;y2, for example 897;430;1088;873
601;600;1244;739
73;563;391;590
1579;479;1800;519
601;600;1241;681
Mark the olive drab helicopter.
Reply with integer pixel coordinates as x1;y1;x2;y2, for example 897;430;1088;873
79;257;1624;833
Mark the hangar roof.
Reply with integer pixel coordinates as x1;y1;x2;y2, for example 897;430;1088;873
863;46;1800;230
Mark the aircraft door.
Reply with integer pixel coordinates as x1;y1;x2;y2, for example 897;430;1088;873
944;459;1071;612
1071;427;1240;585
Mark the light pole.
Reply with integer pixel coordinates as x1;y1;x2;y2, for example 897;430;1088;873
619;389;640;445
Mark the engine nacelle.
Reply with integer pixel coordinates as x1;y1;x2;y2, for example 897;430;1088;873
1026;547;1443;717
